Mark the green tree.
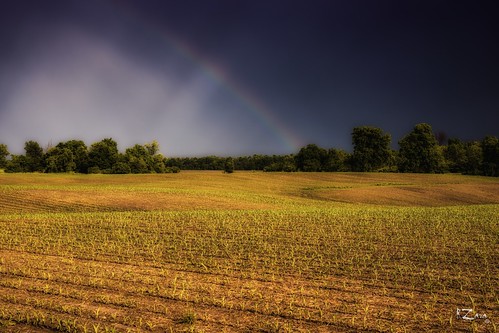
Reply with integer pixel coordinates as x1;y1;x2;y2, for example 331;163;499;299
24;140;44;172
351;126;391;172
464;141;483;175
263;155;296;172
144;140;160;156
398;123;445;173
481;136;499;177
125;144;150;173
444;138;467;173
88;138;119;173
324;148;350;172
56;140;88;173
112;161;132;174
253;155;273;170
0;144;9;169
151;154;167;173
224;157;234;173
44;147;75;173
124;141;166;173
5;155;27;173
280;155;297;172
295;144;327;171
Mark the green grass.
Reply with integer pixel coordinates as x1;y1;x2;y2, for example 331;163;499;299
0;172;497;332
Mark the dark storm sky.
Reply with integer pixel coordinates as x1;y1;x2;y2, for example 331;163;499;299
0;0;498;156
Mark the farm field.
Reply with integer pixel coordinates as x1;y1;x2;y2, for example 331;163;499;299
0;171;498;332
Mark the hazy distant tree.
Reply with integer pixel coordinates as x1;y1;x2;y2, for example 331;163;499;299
389;150;399;171
351;126;391;172
324;148;350;172
281;155;297;172
44;152;59;173
5;155;27;173
295;144;327;171
56;140;88;173
263;155;296;172
196;156;219;170
87;166;101;174
187;156;226;170
124;141;166;173
234;156;253;170
398;123;445;173
111;161;131;174
253;155;273;170
44;147;75;173
224;157;234;173
58;148;76;172
481;136;499;177
436;144;448;173
444;139;467;173
464;141;483;175
0;144;9;169
165;157;183;169
125;144;150;173
88;138;119;173
24;140;44;172
151;154;167;173
166;166;180;173
144;140;160;156
443;138;487;175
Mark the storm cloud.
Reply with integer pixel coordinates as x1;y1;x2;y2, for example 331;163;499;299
1;1;498;156
0;4;298;156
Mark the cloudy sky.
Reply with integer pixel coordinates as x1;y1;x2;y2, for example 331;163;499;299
0;1;498;156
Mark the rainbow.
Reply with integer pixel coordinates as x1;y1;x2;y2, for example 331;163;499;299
112;2;302;153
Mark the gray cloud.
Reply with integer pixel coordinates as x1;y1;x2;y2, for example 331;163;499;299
1;1;497;156
0;27;289;156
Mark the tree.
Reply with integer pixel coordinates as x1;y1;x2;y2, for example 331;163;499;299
351;126;391;172
443;138;486;175
444;138;467;173
280;155;297;172
295;144;327;171
124;141;166;173
112;161;132;174
56;140;88;173
464;141;483;175
263;155;296;172
253;155;273;170
398;123;445;173
44;147;75;173
324;148;350;172
435;131;448;145
5;155;27;173
224;157;234;173
144;140;160;156
151;154;167;173
88;138;119;173
125;144;150;173
481;136;499;177
0;144;9;169
24;140;44;172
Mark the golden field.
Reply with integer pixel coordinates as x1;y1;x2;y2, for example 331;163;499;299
0;172;498;332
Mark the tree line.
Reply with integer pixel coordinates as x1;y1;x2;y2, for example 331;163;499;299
0;123;498;176
0;139;179;174
295;123;498;177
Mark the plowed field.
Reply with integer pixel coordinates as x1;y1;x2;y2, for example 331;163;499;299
0;172;497;332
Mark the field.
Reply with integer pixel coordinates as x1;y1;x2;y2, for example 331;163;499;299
0;171;498;332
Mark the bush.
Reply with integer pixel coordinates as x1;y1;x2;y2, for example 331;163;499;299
87;166;101;174
166;166;180;173
112;162;131;174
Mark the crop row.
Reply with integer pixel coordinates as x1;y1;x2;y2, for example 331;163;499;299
1;205;497;332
